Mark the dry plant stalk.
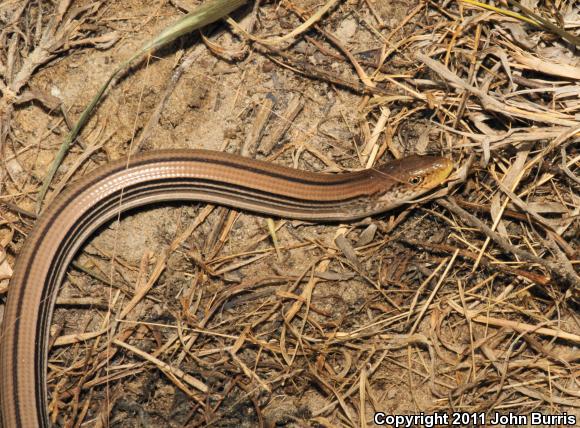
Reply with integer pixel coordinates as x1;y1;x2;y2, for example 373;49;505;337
1;0;579;425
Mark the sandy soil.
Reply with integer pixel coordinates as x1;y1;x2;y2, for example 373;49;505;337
1;0;579;426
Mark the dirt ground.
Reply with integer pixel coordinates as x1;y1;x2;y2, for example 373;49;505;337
1;0;579;426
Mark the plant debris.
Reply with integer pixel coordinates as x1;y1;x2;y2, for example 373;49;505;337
1;0;578;426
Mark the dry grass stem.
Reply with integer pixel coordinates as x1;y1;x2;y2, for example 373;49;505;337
1;0;579;424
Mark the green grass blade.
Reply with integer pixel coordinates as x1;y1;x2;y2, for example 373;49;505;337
36;0;247;213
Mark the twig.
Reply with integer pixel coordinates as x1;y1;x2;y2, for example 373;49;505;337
438;198;580;288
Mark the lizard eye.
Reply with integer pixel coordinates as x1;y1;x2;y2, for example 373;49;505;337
409;175;424;186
